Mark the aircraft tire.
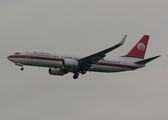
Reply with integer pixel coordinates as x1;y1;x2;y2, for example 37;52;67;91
20;67;24;71
73;74;78;79
81;70;86;75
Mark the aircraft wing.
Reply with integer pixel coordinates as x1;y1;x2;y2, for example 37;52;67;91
78;35;127;68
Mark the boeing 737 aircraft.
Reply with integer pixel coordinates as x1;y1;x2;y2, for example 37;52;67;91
7;35;160;79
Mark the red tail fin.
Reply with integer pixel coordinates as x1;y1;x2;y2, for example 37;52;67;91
125;35;149;59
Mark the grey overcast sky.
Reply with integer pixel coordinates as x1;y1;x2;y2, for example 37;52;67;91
0;0;168;120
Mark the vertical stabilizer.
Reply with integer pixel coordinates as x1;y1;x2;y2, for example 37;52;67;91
125;35;149;59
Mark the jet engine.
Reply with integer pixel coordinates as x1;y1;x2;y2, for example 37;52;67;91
49;68;65;76
63;59;79;70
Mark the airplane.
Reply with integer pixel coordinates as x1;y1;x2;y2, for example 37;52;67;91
7;35;160;79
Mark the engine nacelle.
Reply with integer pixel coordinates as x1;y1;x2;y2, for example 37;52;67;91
63;59;79;70
49;68;65;76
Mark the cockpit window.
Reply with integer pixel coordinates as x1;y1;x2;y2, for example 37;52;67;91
14;52;21;54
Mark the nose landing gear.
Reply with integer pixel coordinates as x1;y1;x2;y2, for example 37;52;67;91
15;63;24;71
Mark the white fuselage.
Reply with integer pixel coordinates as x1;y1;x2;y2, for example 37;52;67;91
7;51;144;73
7;35;160;79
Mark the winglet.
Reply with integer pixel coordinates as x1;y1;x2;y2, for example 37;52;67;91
119;34;127;45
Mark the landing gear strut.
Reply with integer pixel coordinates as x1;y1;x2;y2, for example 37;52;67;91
15;63;24;71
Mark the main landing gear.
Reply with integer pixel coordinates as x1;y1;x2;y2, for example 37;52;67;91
73;73;79;79
73;70;87;79
81;70;86;75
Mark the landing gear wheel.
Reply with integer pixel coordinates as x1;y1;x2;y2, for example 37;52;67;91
73;74;78;79
20;67;24;71
81;70;86;75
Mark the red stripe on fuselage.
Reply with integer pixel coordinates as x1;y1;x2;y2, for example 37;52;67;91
8;55;64;61
8;55;138;69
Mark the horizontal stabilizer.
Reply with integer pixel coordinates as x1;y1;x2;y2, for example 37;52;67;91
135;55;160;64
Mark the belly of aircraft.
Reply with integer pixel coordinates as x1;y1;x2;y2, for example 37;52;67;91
90;64;130;72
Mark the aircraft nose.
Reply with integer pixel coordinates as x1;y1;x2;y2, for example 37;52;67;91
7;55;13;61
